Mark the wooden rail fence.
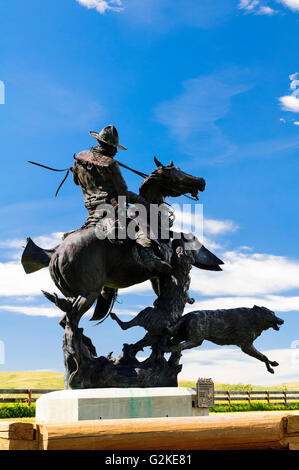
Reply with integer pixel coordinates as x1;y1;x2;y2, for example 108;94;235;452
0;390;60;407
214;390;299;407
0;389;299;408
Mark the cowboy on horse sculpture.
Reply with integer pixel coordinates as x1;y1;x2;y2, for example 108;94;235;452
21;125;222;329
20;125;283;389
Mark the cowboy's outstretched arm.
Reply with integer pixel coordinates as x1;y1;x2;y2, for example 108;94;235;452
111;160;149;206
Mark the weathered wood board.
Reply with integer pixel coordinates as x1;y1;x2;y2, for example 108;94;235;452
1;412;299;450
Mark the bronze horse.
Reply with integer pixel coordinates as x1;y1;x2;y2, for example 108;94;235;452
21;159;223;328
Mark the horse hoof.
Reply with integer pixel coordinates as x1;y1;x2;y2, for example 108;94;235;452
271;361;279;367
268;368;275;374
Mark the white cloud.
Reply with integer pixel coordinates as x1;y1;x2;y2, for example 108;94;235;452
122;248;299;312
290;72;299;83
0;233;64;264
0;262;56;297
238;0;259;10
204;219;239;236
122;280;152;295
121;0;235;30
179;348;299;385
279;95;299;113
112;308;137;316
190;250;299;297
185;295;299;312
0;303;137;319
34;233;64;248
238;0;277;15
155;71;251;162
294;121;299;126
76;0;123;14
0;233;63;252
257;5;277;14
0;233;64;297
279;73;299;114
279;0;299;11
172;208;238;240
0;305;60;318
75;0;299;20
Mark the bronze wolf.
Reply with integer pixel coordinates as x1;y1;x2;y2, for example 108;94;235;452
166;305;284;374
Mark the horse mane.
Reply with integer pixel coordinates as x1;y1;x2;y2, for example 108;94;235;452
139;167;169;201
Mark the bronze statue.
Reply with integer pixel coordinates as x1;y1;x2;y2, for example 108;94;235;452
162;305;283;374
22;126;214;329
21;125;283;389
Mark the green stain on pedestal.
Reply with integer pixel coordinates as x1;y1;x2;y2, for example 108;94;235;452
129;390;152;418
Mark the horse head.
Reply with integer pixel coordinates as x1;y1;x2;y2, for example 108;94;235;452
139;157;206;202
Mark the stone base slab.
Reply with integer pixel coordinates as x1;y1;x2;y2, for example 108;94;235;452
36;387;209;422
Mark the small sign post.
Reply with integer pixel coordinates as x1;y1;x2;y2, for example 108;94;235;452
196;378;214;408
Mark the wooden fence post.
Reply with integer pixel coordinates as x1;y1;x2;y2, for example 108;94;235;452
227;391;231;407
284;391;287;407
27;389;32;408
266;391;270;406
248;391;251;406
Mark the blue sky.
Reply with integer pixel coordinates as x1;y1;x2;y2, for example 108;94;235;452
1;0;299;385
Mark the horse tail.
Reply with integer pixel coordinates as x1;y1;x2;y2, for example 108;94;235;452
21;237;55;274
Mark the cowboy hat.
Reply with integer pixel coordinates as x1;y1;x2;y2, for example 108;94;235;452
89;125;127;151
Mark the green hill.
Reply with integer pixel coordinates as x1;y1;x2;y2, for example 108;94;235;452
0;371;298;391
0;371;64;389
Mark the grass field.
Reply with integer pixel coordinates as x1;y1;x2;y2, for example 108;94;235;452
179;380;299;391
0;371;298;391
0;371;64;389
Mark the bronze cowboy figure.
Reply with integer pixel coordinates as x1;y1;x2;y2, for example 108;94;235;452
68;125;172;274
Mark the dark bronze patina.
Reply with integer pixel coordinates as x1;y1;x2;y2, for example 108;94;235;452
22;125;283;389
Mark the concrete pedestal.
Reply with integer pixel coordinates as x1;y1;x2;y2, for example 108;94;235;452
36;388;209;422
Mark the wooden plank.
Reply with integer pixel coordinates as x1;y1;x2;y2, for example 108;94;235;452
0;422;35;440
286;415;299;435
1;412;298;451
0;439;38;451
288;439;299;450
36;413;287;450
0;422;37;450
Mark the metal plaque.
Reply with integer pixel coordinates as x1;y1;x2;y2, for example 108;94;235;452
196;378;214;408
